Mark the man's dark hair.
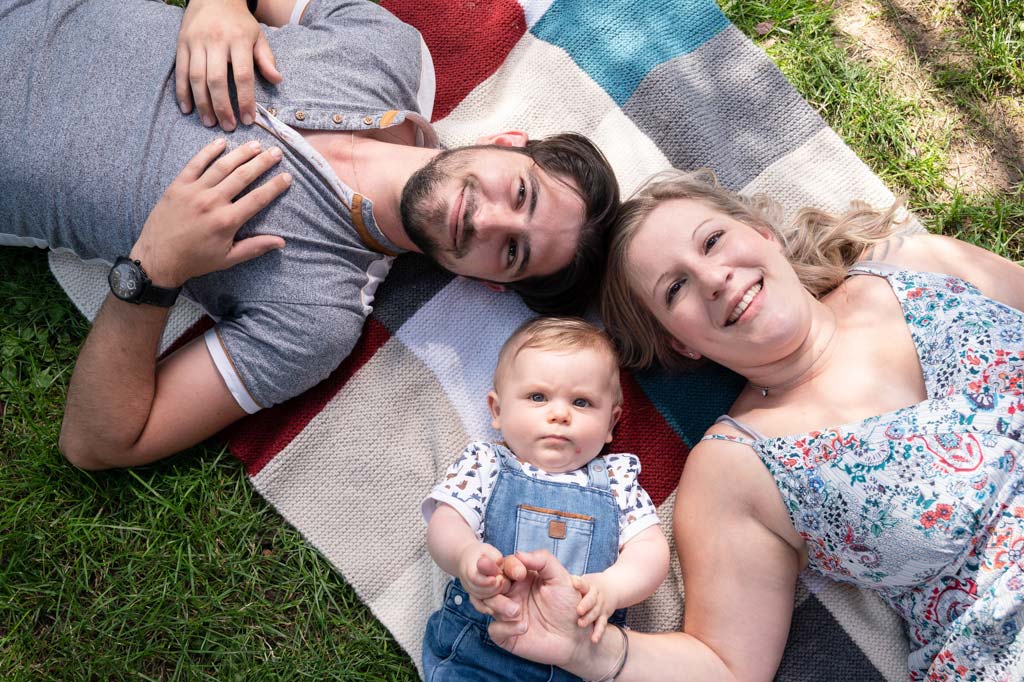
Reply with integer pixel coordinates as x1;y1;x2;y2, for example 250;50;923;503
508;133;620;316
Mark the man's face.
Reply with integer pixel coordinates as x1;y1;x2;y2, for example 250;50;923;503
400;146;585;283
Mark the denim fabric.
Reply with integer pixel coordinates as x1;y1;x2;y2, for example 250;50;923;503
423;581;584;682
423;445;623;681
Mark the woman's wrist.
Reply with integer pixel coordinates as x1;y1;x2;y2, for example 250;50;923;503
566;623;628;680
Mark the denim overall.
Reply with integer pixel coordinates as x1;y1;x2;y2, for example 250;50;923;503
423;444;625;682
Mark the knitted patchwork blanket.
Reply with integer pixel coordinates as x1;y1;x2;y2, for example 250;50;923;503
49;0;914;677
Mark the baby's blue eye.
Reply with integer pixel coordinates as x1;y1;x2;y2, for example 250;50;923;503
572;398;590;408
528;393;545;402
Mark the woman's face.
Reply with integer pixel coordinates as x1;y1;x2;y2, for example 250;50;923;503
627;198;813;371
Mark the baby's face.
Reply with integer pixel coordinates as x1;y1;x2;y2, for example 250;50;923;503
488;346;621;473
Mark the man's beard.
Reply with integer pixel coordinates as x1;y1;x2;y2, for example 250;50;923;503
400;149;473;262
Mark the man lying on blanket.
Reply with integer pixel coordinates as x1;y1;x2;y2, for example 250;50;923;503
0;0;619;470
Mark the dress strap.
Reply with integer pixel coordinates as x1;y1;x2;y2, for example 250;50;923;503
713;415;767;441
846;260;901;278
700;433;756;448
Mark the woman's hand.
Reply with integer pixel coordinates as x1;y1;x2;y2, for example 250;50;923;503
130;138;291;288
485;550;595;669
175;0;283;131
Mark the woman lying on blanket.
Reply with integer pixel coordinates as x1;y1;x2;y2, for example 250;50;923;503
472;170;1024;681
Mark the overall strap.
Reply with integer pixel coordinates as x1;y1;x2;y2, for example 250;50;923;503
584;456;611;491
492;443;521;471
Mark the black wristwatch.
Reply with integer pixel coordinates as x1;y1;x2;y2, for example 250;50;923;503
108;257;182;307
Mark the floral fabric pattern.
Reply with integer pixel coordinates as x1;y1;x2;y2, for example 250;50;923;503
716;266;1024;680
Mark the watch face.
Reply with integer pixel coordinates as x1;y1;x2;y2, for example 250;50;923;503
110;261;142;300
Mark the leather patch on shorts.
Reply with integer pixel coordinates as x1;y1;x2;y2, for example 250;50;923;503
548;520;567;539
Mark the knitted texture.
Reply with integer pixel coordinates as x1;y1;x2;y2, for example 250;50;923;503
48;0;917;678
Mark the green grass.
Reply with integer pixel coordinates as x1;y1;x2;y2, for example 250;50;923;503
1;251;418;681
2;0;1023;679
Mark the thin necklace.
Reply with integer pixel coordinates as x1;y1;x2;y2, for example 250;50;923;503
758;306;839;398
349;124;412;195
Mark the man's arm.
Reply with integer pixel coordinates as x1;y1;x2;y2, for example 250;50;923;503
175;0;297;131
59;139;291;469
60;315;245;469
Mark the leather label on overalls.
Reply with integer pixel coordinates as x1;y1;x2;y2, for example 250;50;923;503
548;520;567;539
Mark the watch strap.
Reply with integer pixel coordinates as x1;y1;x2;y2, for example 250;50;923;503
110;256;182;308
137;280;182;307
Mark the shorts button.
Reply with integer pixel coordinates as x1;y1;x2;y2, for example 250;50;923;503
295;110;306;121
592;463;603;472
332;114;343;124
267;107;277;116
453;595;463;606
362;115;374;125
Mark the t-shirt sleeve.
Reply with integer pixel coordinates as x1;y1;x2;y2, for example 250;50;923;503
205;301;366;412
421;442;501;538
292;0;434;119
605;453;661;547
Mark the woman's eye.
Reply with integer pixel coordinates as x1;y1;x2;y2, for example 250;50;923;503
666;279;685;305
572;398;590;408
528;393;545;402
517;180;526;208
703;230;723;254
507;240;519;268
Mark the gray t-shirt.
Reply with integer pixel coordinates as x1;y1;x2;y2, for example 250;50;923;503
1;0;437;410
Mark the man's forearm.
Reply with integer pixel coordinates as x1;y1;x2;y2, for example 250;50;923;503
59;294;169;470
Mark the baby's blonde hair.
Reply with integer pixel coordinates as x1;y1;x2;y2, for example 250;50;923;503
494;317;624;406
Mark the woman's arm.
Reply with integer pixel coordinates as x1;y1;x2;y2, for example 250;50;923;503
665;441;802;681
874;233;1024;311
489;440;802;681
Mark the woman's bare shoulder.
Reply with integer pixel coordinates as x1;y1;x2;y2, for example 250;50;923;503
682;427;804;550
863;233;1024;310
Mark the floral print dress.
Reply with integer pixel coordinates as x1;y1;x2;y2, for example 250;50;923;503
703;264;1024;681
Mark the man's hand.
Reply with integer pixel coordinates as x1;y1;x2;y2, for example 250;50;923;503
485;550;593;668
176;0;283;131
131;138;290;288
575;572;620;643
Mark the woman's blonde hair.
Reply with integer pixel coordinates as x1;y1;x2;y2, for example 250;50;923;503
601;169;908;369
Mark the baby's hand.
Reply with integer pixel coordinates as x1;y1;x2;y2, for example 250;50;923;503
458;542;507;601
574;573;618;643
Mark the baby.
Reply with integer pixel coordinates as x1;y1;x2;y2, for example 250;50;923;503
421;317;670;681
